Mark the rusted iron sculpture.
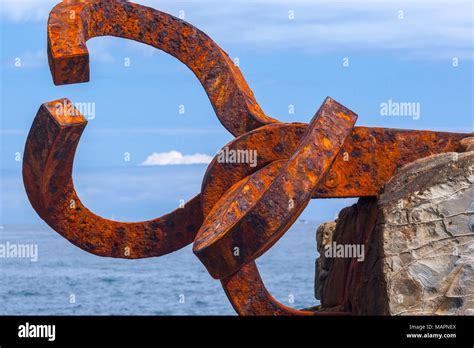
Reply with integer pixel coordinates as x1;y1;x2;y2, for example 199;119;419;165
23;0;469;315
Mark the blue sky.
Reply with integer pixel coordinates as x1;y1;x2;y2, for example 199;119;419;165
0;0;473;224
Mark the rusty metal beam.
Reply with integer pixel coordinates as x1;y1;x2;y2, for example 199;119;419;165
201;124;468;216
47;0;278;136
316;127;468;197
197;101;467;314
194;97;358;279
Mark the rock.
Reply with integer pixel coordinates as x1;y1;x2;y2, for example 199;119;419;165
460;137;474;152
315;152;474;315
315;221;336;301
315;197;383;313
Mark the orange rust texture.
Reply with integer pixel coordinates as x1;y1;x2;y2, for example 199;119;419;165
316;127;467;197
197;111;466;315
196;161;287;279
221;262;352;316
194;97;358;279
47;0;277;136
23;99;202;258
221;262;314;316
201;125;468;215
196;161;286;250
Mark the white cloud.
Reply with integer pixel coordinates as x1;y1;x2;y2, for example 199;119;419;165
1;0;472;60
140;0;474;60
0;0;57;22
141;150;212;166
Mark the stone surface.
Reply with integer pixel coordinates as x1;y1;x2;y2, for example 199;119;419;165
315;152;474;315
315;221;336;301
460;137;474;152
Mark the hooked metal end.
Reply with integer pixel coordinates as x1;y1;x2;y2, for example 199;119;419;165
47;1;90;85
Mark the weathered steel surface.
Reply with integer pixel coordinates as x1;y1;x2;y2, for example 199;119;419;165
47;0;277;136
221;262;350;316
206;165;340;315
194;97;358;279
221;262;315;316
201;124;468;215
197;104;467;314
21;0;472;316
315;127;467;197
23;99;202;258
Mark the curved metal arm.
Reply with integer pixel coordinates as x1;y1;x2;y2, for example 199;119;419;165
222;262;349;316
47;0;278;136
23;99;203;258
194;97;358;279
197;96;467;314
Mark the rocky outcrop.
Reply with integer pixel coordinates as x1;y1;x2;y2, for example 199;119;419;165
315;151;474;315
460;137;474;152
315;221;336;302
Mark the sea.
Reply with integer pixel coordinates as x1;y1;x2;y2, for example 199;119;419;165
0;222;321;315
